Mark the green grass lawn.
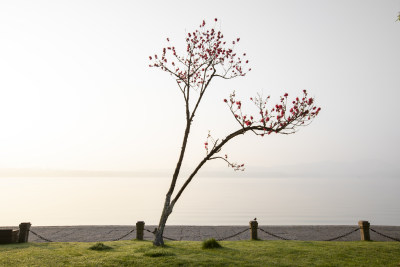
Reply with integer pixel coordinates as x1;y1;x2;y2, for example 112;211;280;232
1;240;399;266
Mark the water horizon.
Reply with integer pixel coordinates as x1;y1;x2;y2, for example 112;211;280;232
2;176;399;227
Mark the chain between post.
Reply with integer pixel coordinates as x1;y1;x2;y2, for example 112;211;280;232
144;228;178;241
258;227;291;240
322;228;359;241
217;228;249;241
29;229;53;242
370;228;400;242
112;228;135;241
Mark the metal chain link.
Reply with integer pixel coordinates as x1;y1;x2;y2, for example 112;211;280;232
144;228;178;241
258;227;291;240
370;228;400;242
322;228;359;241
112;228;135;241
29;229;53;242
145;228;155;234
217;228;249;241
30;228;136;242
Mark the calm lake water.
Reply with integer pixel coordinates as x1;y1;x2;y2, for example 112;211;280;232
1;176;399;226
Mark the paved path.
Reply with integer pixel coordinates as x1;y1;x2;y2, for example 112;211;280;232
2;225;399;243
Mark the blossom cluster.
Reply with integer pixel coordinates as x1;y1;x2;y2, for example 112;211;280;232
225;90;321;135
149;18;251;91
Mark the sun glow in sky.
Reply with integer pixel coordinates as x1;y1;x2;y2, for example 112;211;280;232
1;0;399;177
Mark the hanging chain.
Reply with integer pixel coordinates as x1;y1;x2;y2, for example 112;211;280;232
322;228;359;241
144;228;177;241
258;227;291;240
112;228;135;241
370;228;400;242
217;228;249;241
29;229;53;242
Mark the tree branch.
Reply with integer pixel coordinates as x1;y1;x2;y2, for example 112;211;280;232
171;125;280;206
189;68;217;122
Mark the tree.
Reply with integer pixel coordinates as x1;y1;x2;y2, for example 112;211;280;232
149;19;321;246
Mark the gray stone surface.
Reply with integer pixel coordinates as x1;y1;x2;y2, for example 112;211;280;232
2;225;399;243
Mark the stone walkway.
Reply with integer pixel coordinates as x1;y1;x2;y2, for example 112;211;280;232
1;225;399;243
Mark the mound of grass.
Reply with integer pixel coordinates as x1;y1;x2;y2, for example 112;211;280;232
143;251;175;257
202;238;222;249
89;242;112;251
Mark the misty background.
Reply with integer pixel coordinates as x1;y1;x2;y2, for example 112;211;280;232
0;1;399;226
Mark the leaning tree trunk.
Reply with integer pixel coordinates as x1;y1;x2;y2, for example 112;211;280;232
153;196;174;246
153;118;191;246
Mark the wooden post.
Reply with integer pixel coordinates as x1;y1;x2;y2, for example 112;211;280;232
18;222;31;243
358;220;370;241
136;221;144;240
249;220;258;240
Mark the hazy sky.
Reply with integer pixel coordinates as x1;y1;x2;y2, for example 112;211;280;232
1;0;399;176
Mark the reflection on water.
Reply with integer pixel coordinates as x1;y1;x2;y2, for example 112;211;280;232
1;176;399;226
